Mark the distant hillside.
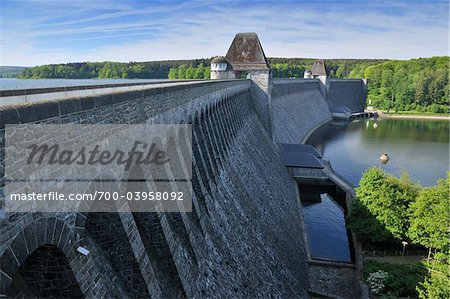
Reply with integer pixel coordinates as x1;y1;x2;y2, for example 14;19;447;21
0;66;26;78
268;58;388;78
17;60;210;79
17;58;389;80
361;56;449;113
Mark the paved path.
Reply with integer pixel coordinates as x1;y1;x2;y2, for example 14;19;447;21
365;255;426;265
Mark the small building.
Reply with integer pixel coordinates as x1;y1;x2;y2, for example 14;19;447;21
210;56;234;80
303;70;312;79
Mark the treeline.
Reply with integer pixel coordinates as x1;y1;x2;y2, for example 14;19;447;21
167;64;210;79
353;57;449;113
268;58;387;78
348;167;449;298
269;57;450;113
15;56;450;113
166;58;386;80
17;58;386;80
18;60;210;79
0;66;25;78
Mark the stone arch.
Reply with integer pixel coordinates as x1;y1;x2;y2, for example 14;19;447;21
190;115;212;216
166;126;190;181
217;97;232;151
165;127;203;244
126;164;186;299
202;107;222;172
232;95;242;128
74;172;122;228
229;95;241;131
183;117;208;224
177;123;193;179
223;96;238;141
242;90;252;118
208;102;227;163
232;94;243;131
203;104;224;171
192;113;214;190
205;103;212;117
200;106;206;118
81;178;151;298
198;111;219;179
1;218;79;297
7;244;84;298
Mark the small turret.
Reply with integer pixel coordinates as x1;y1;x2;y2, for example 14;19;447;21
210;56;234;79
303;70;312;79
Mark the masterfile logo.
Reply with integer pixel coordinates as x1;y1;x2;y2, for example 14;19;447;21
26;140;170;171
4;124;192;213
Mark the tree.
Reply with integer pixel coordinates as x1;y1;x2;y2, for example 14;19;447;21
350;169;449;299
408;173;450;253
347;199;394;243
354;167;420;240
417;261;450;299
168;68;177;79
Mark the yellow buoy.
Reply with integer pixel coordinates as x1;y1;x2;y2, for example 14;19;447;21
380;153;389;164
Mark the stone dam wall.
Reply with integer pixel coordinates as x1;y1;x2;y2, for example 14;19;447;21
0;80;310;298
271;79;333;144
326;79;367;114
271;78;368;144
270;78;366;298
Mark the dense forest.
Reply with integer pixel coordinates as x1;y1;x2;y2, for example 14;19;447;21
167;64;210;79
168;57;449;113
269;58;387;78
15;58;386;79
17;60;210;80
13;56;449;113
166;58;386;79
352;57;449;113
0;66;26;78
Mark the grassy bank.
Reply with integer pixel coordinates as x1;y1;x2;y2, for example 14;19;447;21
376;110;450;120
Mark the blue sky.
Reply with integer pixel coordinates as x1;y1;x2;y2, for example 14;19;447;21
0;0;448;66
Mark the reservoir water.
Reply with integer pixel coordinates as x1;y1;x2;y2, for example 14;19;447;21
301;117;449;262
300;185;352;263
307;118;449;187
0;78;168;90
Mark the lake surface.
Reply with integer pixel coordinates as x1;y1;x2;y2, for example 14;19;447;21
301;117;448;262
0;78;168;90
307;118;449;187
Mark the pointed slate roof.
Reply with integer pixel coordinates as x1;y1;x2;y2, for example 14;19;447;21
225;33;270;71
311;60;327;76
211;56;228;64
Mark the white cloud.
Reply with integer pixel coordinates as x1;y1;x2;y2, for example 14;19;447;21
0;0;448;66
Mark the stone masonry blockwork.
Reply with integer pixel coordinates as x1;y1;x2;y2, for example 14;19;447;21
0;80;312;298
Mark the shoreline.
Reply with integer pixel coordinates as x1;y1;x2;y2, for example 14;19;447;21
376;111;450;120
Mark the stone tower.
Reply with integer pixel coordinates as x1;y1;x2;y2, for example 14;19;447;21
311;59;327;85
224;33;272;134
210;56;234;79
303;70;312;79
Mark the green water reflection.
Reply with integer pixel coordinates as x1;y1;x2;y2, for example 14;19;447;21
307;118;449;187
